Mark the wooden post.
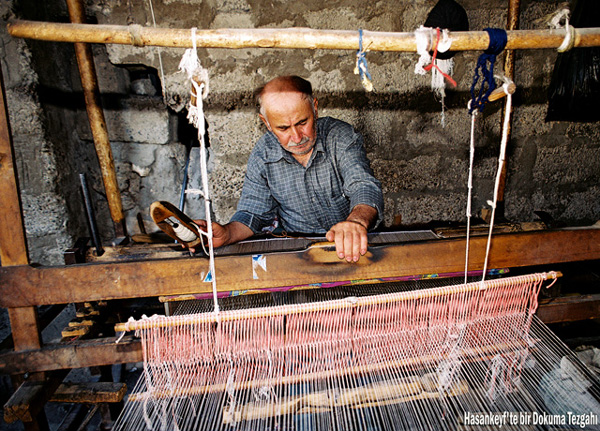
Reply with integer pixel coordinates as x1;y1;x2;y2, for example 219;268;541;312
0;54;48;431
496;0;521;219
65;0;126;237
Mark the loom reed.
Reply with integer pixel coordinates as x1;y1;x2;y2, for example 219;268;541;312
114;271;560;332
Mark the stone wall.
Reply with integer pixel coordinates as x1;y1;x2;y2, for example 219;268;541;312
1;0;599;265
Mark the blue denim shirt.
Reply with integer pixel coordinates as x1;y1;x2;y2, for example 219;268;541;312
230;117;383;234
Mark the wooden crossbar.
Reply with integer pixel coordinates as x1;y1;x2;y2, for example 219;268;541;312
7;20;600;51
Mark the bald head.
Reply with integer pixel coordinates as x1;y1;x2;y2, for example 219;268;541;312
256;76;319;162
257;76;314;118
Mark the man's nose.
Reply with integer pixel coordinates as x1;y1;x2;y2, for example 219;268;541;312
290;127;302;143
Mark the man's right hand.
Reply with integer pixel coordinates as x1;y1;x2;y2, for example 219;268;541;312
193;220;231;248
189;220;254;252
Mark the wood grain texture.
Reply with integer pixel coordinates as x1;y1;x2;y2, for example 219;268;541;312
1;228;599;308
7;20;600;51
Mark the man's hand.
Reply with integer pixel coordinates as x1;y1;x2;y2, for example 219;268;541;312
326;220;368;262
188;220;253;252
326;204;377;262
193;220;231;248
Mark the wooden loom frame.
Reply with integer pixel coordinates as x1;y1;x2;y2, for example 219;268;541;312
2;0;600;426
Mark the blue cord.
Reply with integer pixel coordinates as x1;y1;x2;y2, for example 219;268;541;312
469;28;507;113
356;29;372;84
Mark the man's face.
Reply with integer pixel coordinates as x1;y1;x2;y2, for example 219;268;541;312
260;91;318;157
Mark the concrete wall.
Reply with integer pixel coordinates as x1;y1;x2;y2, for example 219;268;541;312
1;0;599;265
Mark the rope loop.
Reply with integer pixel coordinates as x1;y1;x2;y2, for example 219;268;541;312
423;27;457;87
128;24;144;47
484;28;507;55
468;28;507;113
548;8;575;53
558;23;576;53
354;29;373;92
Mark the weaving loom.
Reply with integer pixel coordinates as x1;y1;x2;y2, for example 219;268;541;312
2;3;600;429
114;272;600;430
108;31;600;430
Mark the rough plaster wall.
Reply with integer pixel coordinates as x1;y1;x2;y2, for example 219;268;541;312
89;0;599;232
0;2;76;265
2;0;600;266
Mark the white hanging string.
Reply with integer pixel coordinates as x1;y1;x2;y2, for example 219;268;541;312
146;0;168;104
178;27;219;314
481;77;514;281
464;102;477;283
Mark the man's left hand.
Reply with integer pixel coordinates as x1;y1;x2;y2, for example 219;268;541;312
326;220;368;262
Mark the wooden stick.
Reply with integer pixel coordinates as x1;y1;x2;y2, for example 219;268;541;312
487;82;517;102
495;0;521;215
65;0;125;235
114;271;560;332
7;20;600;51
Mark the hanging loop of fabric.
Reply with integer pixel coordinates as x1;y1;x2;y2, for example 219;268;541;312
423;27;457;87
354;29;374;92
468;28;507;113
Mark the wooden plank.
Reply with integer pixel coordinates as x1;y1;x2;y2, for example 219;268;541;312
537;294;600;324
3;370;67;424
0;228;599;308
49;382;126;404
0;336;142;375
0;228;600;307
4;381;46;423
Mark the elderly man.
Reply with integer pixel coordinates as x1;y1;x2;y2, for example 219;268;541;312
198;75;383;262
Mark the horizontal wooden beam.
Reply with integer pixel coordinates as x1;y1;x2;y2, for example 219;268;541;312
0;228;599;308
537;293;600;323
7;20;600;51
0;336;141;375
49;382;126;404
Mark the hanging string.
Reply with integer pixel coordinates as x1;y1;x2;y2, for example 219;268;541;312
146;0;168;105
481;76;514;281
464;101;477;283
354;29;373;92
178;28;219;314
469;28;507;113
415;26;456;127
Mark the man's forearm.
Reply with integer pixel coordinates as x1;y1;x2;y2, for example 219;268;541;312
346;204;378;230
222;221;254;246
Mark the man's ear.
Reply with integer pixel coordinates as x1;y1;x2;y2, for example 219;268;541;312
313;98;318;118
259;114;271;131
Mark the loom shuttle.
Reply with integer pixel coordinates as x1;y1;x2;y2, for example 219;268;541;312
150;200;204;249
